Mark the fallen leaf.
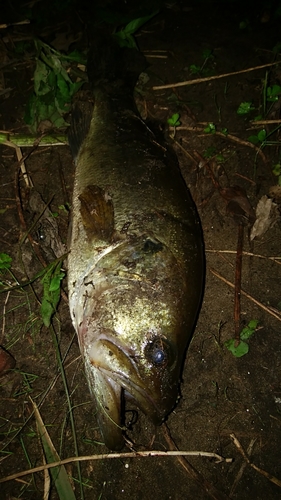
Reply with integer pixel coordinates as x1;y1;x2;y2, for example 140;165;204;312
250;195;280;240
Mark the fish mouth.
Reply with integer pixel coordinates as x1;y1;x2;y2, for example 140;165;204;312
84;336;175;450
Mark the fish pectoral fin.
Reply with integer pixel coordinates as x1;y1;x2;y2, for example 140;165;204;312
79;185;114;242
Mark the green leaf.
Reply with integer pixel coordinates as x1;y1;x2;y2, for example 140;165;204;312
257;129;266;142
204;123;216;134
122;11;159;35
64;50;86;64
49;273;64;292
25;39;86;131
216;154;225;162
56;73;70;101
190;64;201;75
267;84;281;102
40;260;65;327
115;32;138;49
203;146;216;158
225;339;249;357
248;129;267;145
34;59;51;96
32;398;77;500
240;319;259;340
41;298;55;327
272;163;281;176
167;113;181;127
237;101;254;115
248;134;260;145
0;253;12;270
114;11;159;49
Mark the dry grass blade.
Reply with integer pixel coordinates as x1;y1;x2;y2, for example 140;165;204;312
30;397;77;500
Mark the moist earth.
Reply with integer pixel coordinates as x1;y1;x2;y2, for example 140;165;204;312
0;1;281;499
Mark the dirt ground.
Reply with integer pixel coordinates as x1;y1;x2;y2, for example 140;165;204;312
1;1;281;499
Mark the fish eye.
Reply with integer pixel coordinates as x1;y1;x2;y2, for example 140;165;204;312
144;337;175;368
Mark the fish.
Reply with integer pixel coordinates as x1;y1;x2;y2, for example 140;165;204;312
67;39;205;450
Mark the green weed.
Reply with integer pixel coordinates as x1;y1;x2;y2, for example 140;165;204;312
40;260;65;327
237;102;255;115
225;320;259;357
189;48;215;77
114;11;159;49
25;39;86;132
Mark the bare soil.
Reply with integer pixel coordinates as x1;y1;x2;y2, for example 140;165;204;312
1;1;281;499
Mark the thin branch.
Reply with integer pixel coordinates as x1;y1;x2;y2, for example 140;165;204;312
206;249;281;265
153;60;281;90
234;225;244;342
163;424;231;500
0;449;233;484
170;126;268;164
230;434;281;488
230;438;257;496
210;268;281;322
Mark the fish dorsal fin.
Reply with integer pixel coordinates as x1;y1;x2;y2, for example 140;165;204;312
79;185;114;242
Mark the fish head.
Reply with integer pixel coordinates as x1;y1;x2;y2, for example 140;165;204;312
75;235;201;449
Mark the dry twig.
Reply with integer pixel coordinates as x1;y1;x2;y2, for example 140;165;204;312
206;249;281;265
210;268;281;322
234;224;244;342
230;433;281;488
170;126;269;165
163;424;231;500
0;448;233;484
230;438;257;497
153;61;281;90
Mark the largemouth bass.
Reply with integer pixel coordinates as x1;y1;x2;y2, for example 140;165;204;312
68;41;204;449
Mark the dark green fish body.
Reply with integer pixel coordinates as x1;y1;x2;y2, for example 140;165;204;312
68;43;204;449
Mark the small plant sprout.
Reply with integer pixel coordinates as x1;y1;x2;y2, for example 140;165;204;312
0;252;12;271
225;319;259;357
266;84;281;102
167;113;181;137
204;123;216;134
237;102;255;115
248;129;267;146
0;252;20;287
189;49;215;76
203;146;225;163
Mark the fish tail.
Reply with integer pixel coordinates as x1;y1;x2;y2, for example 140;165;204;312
68;37;146;161
87;36;146;89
